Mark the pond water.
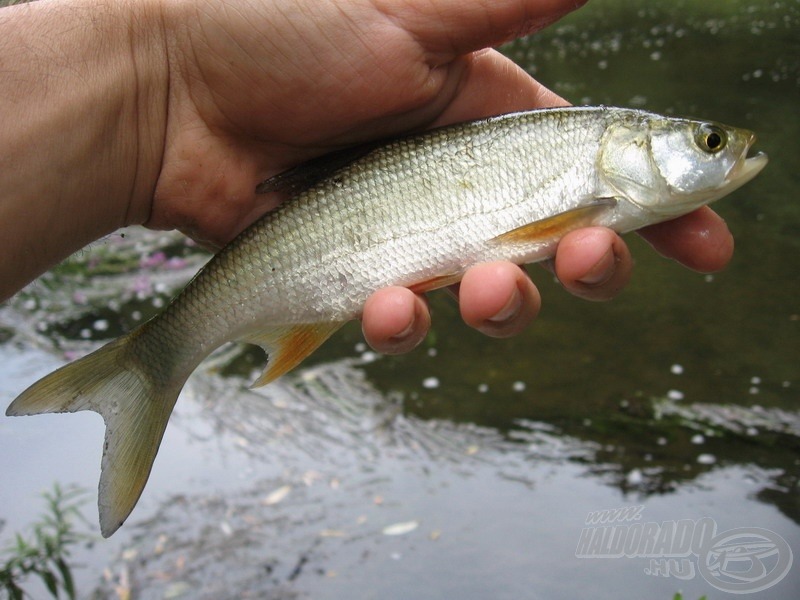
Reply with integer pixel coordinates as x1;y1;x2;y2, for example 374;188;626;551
1;0;798;598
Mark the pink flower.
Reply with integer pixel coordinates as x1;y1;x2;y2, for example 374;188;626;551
139;251;167;269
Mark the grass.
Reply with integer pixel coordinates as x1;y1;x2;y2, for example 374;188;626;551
0;484;90;600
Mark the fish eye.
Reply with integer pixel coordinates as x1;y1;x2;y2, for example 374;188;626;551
695;123;727;153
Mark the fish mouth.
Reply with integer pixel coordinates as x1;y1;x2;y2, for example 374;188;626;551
653;132;768;217
726;132;768;191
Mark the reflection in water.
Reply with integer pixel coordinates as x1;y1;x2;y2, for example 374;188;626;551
97;360;602;598
87;359;795;599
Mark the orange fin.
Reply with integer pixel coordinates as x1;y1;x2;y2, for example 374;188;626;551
408;272;464;294
245;322;345;387
492;198;617;245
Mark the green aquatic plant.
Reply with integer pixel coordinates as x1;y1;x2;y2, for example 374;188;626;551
0;484;90;600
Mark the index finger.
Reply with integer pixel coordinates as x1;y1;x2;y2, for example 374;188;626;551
638;207;734;273
376;0;591;61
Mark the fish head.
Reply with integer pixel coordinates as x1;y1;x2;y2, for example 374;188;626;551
598;114;768;218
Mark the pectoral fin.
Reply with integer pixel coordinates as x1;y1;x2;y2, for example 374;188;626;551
492;198;617;245
245;322;345;387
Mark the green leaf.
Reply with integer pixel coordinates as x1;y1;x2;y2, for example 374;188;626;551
40;569;59;597
0;483;90;599
9;580;25;600
55;557;75;600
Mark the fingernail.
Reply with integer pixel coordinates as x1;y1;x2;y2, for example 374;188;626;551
578;248;616;286
386;302;428;354
487;286;522;324
390;315;416;343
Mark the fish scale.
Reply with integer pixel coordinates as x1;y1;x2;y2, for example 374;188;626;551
5;106;767;536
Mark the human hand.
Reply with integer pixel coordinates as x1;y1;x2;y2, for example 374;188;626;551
361;208;733;353
144;0;733;353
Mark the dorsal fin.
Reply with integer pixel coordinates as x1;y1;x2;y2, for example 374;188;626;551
256;142;383;196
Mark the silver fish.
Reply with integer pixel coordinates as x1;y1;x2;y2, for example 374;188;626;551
6;106;767;536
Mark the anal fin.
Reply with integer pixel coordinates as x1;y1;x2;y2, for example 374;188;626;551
245;322;345;387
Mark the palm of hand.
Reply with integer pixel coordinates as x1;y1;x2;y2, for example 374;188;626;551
150;0;566;247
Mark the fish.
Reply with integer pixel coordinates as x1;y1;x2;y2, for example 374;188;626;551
6;106;767;536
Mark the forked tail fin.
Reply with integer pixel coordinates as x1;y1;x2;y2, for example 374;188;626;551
6;335;184;537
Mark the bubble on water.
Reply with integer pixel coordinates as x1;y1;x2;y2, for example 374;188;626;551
670;364;684;375
152;297;164;308
597;59;608;70
691;434;705;445
657;437;668;446
422;377;439;389
93;319;109;332
704;274;715;283
427;348;438;357
667;389;684;401
512;381;526;392
750;376;762;385
650;51;662;61
360;351;378;364
80;328;92;339
626;469;643;486
697;454;716;465
383;520;419;537
132;311;142;321
477;383;489;393
354;342;366;353
22;299;36;311
749;387;760;395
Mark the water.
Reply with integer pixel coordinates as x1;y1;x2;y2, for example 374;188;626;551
1;0;798;598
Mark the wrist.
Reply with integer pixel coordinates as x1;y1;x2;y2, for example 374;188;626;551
114;0;170;227
0;0;169;298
